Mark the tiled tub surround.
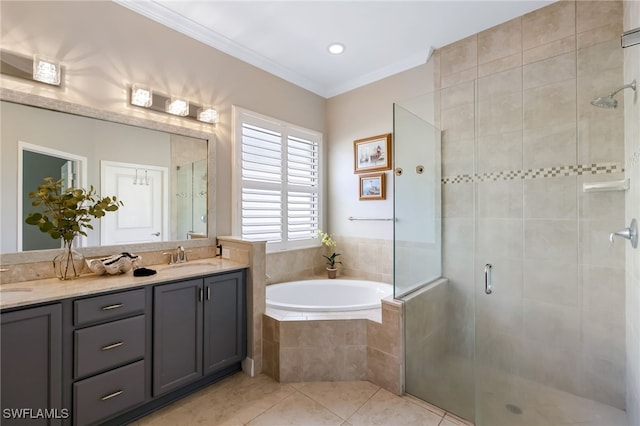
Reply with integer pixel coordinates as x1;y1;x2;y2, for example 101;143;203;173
263;298;404;396
266;237;394;285
438;0;627;416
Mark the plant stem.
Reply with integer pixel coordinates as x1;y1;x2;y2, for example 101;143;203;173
62;240;76;279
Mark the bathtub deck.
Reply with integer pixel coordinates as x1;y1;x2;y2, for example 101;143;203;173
265;306;382;323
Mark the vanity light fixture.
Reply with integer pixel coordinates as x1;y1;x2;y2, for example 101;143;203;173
0;49;63;87
128;84;216;125
32;54;61;86
165;97;189;116
130;85;153;107
197;107;218;124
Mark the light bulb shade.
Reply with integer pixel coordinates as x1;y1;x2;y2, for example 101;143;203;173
197;107;218;123
32;54;60;85
165;98;189;116
131;85;153;107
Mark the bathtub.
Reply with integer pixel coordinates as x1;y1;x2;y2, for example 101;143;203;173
266;279;393;312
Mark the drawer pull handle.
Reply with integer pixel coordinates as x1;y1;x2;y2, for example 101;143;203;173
101;303;123;311
101;342;124;351
101;390;123;401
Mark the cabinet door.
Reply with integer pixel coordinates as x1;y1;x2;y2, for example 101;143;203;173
203;271;246;375
1;304;63;426
152;279;203;396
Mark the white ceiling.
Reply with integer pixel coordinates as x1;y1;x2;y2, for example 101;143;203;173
115;1;555;98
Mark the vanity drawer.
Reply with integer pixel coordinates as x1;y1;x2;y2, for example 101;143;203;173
74;288;145;326
73;360;145;426
74;315;145;379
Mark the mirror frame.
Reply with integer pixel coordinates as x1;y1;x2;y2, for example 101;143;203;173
0;87;217;265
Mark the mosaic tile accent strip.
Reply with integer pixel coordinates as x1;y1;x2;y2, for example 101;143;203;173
442;162;624;184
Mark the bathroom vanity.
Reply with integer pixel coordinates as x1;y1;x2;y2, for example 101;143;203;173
0;259;247;426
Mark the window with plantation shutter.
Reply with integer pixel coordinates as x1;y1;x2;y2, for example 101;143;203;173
233;107;322;251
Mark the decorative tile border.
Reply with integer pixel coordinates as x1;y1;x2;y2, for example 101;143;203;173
442;162;624;184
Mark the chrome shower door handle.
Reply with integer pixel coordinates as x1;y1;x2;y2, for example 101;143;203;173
484;264;493;295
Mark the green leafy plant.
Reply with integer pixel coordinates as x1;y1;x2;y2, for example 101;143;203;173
25;177;123;279
26;177;122;242
318;229;342;269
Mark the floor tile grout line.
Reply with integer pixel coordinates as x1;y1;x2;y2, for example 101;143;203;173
343;386;386;424
294;386;349;421
295;382;383;423
238;383;300;426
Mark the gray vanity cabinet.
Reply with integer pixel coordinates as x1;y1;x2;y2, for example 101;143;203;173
203;272;246;374
153;271;246;396
1;304;63;425
0;267;246;426
152;278;204;396
71;288;147;426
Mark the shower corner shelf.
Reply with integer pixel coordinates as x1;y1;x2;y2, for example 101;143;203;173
582;178;629;193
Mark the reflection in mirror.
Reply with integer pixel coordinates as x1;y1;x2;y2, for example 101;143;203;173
19;142;88;251
1;100;209;254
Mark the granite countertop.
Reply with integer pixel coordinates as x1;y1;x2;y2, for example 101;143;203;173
0;258;248;310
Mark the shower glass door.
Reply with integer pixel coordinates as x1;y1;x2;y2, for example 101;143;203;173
393;102;441;298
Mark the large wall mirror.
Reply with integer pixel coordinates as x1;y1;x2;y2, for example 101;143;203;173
1;96;213;258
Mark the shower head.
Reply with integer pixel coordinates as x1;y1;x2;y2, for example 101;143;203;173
591;95;619;109
591;79;637;109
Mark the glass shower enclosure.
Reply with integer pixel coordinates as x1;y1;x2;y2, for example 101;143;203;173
393;101;476;420
397;78;628;425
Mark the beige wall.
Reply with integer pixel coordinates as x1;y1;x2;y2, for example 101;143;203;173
323;58;436;283
326;62;436;241
0;1;326;239
623;1;640;424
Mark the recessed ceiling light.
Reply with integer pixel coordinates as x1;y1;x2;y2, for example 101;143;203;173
328;43;345;55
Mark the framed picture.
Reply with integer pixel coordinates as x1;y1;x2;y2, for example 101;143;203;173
359;172;386;201
353;133;391;173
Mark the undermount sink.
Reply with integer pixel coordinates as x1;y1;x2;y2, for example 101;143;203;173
167;261;220;269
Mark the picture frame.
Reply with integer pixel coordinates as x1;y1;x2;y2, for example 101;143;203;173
353;133;391;173
359;172;386;201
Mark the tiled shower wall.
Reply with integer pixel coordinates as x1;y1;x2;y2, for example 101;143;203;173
440;0;626;409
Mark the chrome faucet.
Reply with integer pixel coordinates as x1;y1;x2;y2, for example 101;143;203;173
176;245;188;263
163;245;189;264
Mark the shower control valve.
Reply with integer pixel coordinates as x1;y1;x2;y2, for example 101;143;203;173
609;218;638;249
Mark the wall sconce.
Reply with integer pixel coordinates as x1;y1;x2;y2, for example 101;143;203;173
129;84;217;124
0;49;63;86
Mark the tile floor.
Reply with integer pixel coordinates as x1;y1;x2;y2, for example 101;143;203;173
130;372;472;426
